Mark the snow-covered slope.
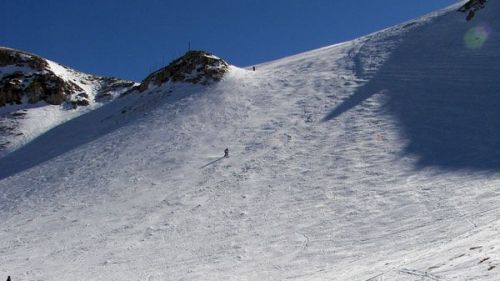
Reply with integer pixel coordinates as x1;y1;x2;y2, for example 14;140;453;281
1;2;500;281
0;47;135;156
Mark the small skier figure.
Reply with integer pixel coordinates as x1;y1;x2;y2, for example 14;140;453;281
7;276;11;281
224;148;229;158
252;66;256;71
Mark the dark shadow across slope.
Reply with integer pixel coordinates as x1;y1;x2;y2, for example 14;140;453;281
0;86;200;180
325;5;500;170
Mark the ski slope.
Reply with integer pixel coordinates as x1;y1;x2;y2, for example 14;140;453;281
1;1;500;280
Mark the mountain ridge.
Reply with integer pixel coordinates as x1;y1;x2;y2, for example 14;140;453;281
0;46;136;156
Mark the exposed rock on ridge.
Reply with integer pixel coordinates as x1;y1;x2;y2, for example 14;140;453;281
0;47;134;108
0;48;85;106
138;50;229;92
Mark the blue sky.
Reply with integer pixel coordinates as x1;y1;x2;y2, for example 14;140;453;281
1;0;458;81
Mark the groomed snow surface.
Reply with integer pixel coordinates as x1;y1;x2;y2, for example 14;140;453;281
1;1;500;280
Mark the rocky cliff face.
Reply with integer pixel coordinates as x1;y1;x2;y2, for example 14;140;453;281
0;48;83;107
137;50;229;92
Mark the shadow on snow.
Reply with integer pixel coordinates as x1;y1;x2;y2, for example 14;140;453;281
324;10;500;171
0;87;198;181
200;157;225;169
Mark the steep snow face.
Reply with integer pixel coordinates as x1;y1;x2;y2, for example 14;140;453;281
2;2;500;281
0;47;135;157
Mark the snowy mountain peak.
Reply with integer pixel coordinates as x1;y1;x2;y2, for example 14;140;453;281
0;47;84;107
0;47;134;108
138;50;229;91
0;47;135;156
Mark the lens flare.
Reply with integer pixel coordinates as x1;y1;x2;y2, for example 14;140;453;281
464;24;492;49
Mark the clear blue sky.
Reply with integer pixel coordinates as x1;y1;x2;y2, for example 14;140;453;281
1;0;458;81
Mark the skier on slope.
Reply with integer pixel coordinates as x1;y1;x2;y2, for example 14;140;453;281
224;148;229;158
6;276;11;281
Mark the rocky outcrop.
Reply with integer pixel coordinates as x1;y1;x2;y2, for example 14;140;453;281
458;0;488;21
0;71;84;106
0;47;136;157
0;48;48;69
0;48;84;106
138;50;229;92
0;47;135;108
95;78;136;102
